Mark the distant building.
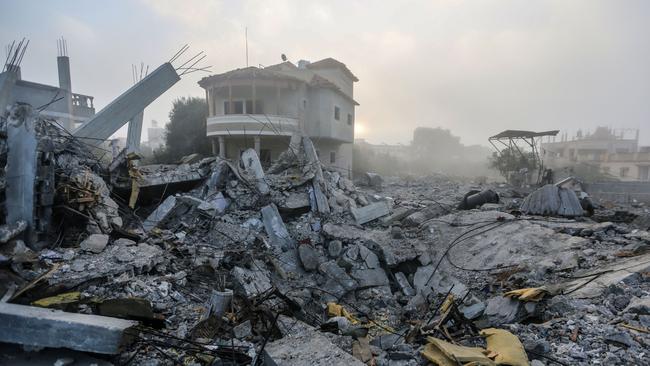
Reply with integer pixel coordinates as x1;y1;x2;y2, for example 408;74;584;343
3;45;94;130
147;120;165;150
198;57;358;176
542;127;650;181
354;139;411;161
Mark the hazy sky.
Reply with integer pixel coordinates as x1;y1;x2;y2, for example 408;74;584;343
2;0;649;146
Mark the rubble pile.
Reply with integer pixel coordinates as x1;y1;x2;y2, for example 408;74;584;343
1;105;649;365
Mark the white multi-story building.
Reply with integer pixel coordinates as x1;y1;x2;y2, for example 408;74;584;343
198;58;358;176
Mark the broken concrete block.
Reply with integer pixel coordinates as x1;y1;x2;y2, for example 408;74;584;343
263;322;365;366
413;265;468;298
625;297;650;315
142;195;177;232
395;272;416;296
232;266;272;299
0;303;137;354
351;200;390;225
460;302;486;320
241;148;270;195
279;192;311;215
80;234;109;253
350;268;389;287
298;244;323;271
379;207;415;226
319;260;359;295
261;204;294;250
484;296;535;326
233;320;252;339
328;240;343;257
197;192;230;216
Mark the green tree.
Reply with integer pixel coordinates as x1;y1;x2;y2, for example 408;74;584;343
488;147;538;180
154;97;210;163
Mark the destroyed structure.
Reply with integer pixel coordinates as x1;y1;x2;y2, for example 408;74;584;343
199;57;357;176
0;43;650;366
542;127;650;182
1;38;95;131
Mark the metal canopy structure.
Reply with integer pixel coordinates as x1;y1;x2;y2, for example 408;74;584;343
488;129;559;185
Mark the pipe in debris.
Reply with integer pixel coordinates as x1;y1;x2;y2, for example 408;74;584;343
458;189;499;210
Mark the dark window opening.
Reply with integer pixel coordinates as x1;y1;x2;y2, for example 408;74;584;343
330;151;336;164
347;113;353;125
334;106;340;120
225;100;263;114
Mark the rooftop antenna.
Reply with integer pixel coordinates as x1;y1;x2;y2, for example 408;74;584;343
245;27;249;67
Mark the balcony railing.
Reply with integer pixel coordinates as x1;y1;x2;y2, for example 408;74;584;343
207;114;300;137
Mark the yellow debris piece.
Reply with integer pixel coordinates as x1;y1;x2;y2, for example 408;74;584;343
422;337;496;365
480;328;529;366
503;287;548;302
326;302;359;324
32;291;81;308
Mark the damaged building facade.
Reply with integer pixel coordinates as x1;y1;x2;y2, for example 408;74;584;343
1;40;95;131
199;58;358;176
542;127;650;181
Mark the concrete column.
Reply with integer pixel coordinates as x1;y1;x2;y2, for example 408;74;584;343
254;136;261;156
252;79;257;114
57;56;74;131
228;83;233;114
206;88;212;116
219;136;226;158
126;111;144;152
211;138;218;156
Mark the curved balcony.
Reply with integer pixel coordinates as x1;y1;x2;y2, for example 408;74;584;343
206;114;300;137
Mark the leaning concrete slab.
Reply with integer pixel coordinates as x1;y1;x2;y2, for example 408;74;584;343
261;204;294;250
0;302;137;354
74;63;180;145
241;148;270;194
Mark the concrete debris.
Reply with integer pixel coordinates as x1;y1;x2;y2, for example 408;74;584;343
350;200;390;224
79;234;109;253
0;220;27;243
2;102;650;365
0;302;137;354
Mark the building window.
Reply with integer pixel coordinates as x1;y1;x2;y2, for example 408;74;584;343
619;167;629;178
330;151;336;164
224;101;244;114
347;113;353;125
334;106;340;120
